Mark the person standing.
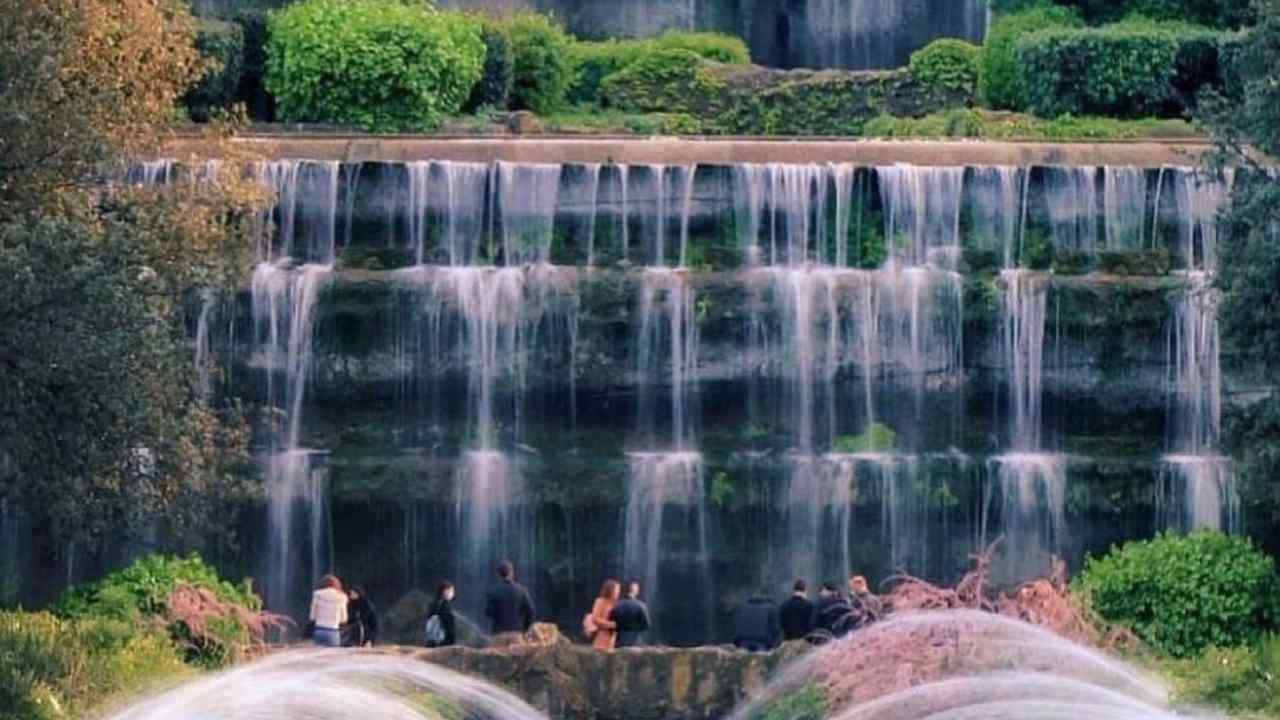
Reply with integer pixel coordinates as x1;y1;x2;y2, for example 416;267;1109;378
733;592;782;652
779;579;814;641
343;586;379;647
426;580;458;647
588;579;620;650
309;574;348;648
610;578;652;649
484;560;535;636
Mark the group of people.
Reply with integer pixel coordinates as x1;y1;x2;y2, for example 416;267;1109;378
307;575;380;648
307;562;880;652
733;574;883;652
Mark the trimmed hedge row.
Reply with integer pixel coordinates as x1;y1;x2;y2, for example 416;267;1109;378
1015;19;1230;117
980;3;1084;110
990;0;1254;28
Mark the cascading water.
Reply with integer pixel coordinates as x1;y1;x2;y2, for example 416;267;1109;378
105;649;548;720
627;261;708;638
1159;169;1238;532
93;155;1256;647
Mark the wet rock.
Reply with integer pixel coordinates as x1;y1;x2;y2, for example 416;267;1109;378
392;641;809;720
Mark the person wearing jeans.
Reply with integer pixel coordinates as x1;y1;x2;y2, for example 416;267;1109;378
310;574;348;647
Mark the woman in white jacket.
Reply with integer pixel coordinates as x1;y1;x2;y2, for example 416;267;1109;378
310;575;348;647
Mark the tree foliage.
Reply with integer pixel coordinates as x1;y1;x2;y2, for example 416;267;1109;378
1206;0;1280;513
0;0;203;216
503;11;574;114
0;0;262;550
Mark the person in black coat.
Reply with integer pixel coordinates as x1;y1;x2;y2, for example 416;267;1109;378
430;580;458;647
811;581;859;638
343;586;379;647
609;579;652;648
484;560;536;634
733;594;782;652
779;579;814;641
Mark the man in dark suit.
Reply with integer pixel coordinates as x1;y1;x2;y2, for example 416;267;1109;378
610;578;652;648
484;560;535;635
779;579;814;641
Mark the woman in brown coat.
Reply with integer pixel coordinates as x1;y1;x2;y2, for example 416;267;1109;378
590;579;621;650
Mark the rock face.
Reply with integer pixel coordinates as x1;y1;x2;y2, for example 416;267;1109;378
380;630;808;720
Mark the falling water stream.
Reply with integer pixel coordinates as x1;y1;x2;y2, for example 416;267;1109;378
101;158;1248;649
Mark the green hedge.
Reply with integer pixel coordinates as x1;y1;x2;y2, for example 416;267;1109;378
989;0;1254;27
1076;531;1280;658
264;0;485;131
503;12;574;114
600;49;727;115
909;39;982;96
185;18;245;122
465;21;515;112
980;3;1084;110
568;32;749;106
1016;19;1228;118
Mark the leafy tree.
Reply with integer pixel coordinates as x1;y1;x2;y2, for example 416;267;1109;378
1204;0;1280;514
0;0;260;551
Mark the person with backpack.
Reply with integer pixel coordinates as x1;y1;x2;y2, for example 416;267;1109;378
424;580;457;648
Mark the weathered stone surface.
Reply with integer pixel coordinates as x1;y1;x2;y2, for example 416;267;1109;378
378;638;810;720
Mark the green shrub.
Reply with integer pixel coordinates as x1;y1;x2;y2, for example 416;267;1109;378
980;3;1083;110
185;18;245;122
55;554;265;668
0;611;187;720
265;0;485;131
600;49;726;115
758;683;828;720
567;32;748;107
503;12;573;114
909;39;982;96
651;31;750;64
1076;531;1280;658
1015;20;1227;118
567;39;651;105
466;21;515;112
834;423;897;453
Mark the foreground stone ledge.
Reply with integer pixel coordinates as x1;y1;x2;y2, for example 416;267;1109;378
377;635;807;720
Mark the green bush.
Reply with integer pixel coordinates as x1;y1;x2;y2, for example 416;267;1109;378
465;21;515;112
55;554;264;668
600;49;726;115
909;39;982;96
264;0;485;131
980;3;1083;110
0;611;186;720
990;0;1253;27
567;39;651;105
185;18;245;122
503;12;573;114
651;31;750;64
1015;20;1227;118
1076;531;1280;657
567;32;748;107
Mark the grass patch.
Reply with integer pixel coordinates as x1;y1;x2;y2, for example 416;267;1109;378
862;109;1200;140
